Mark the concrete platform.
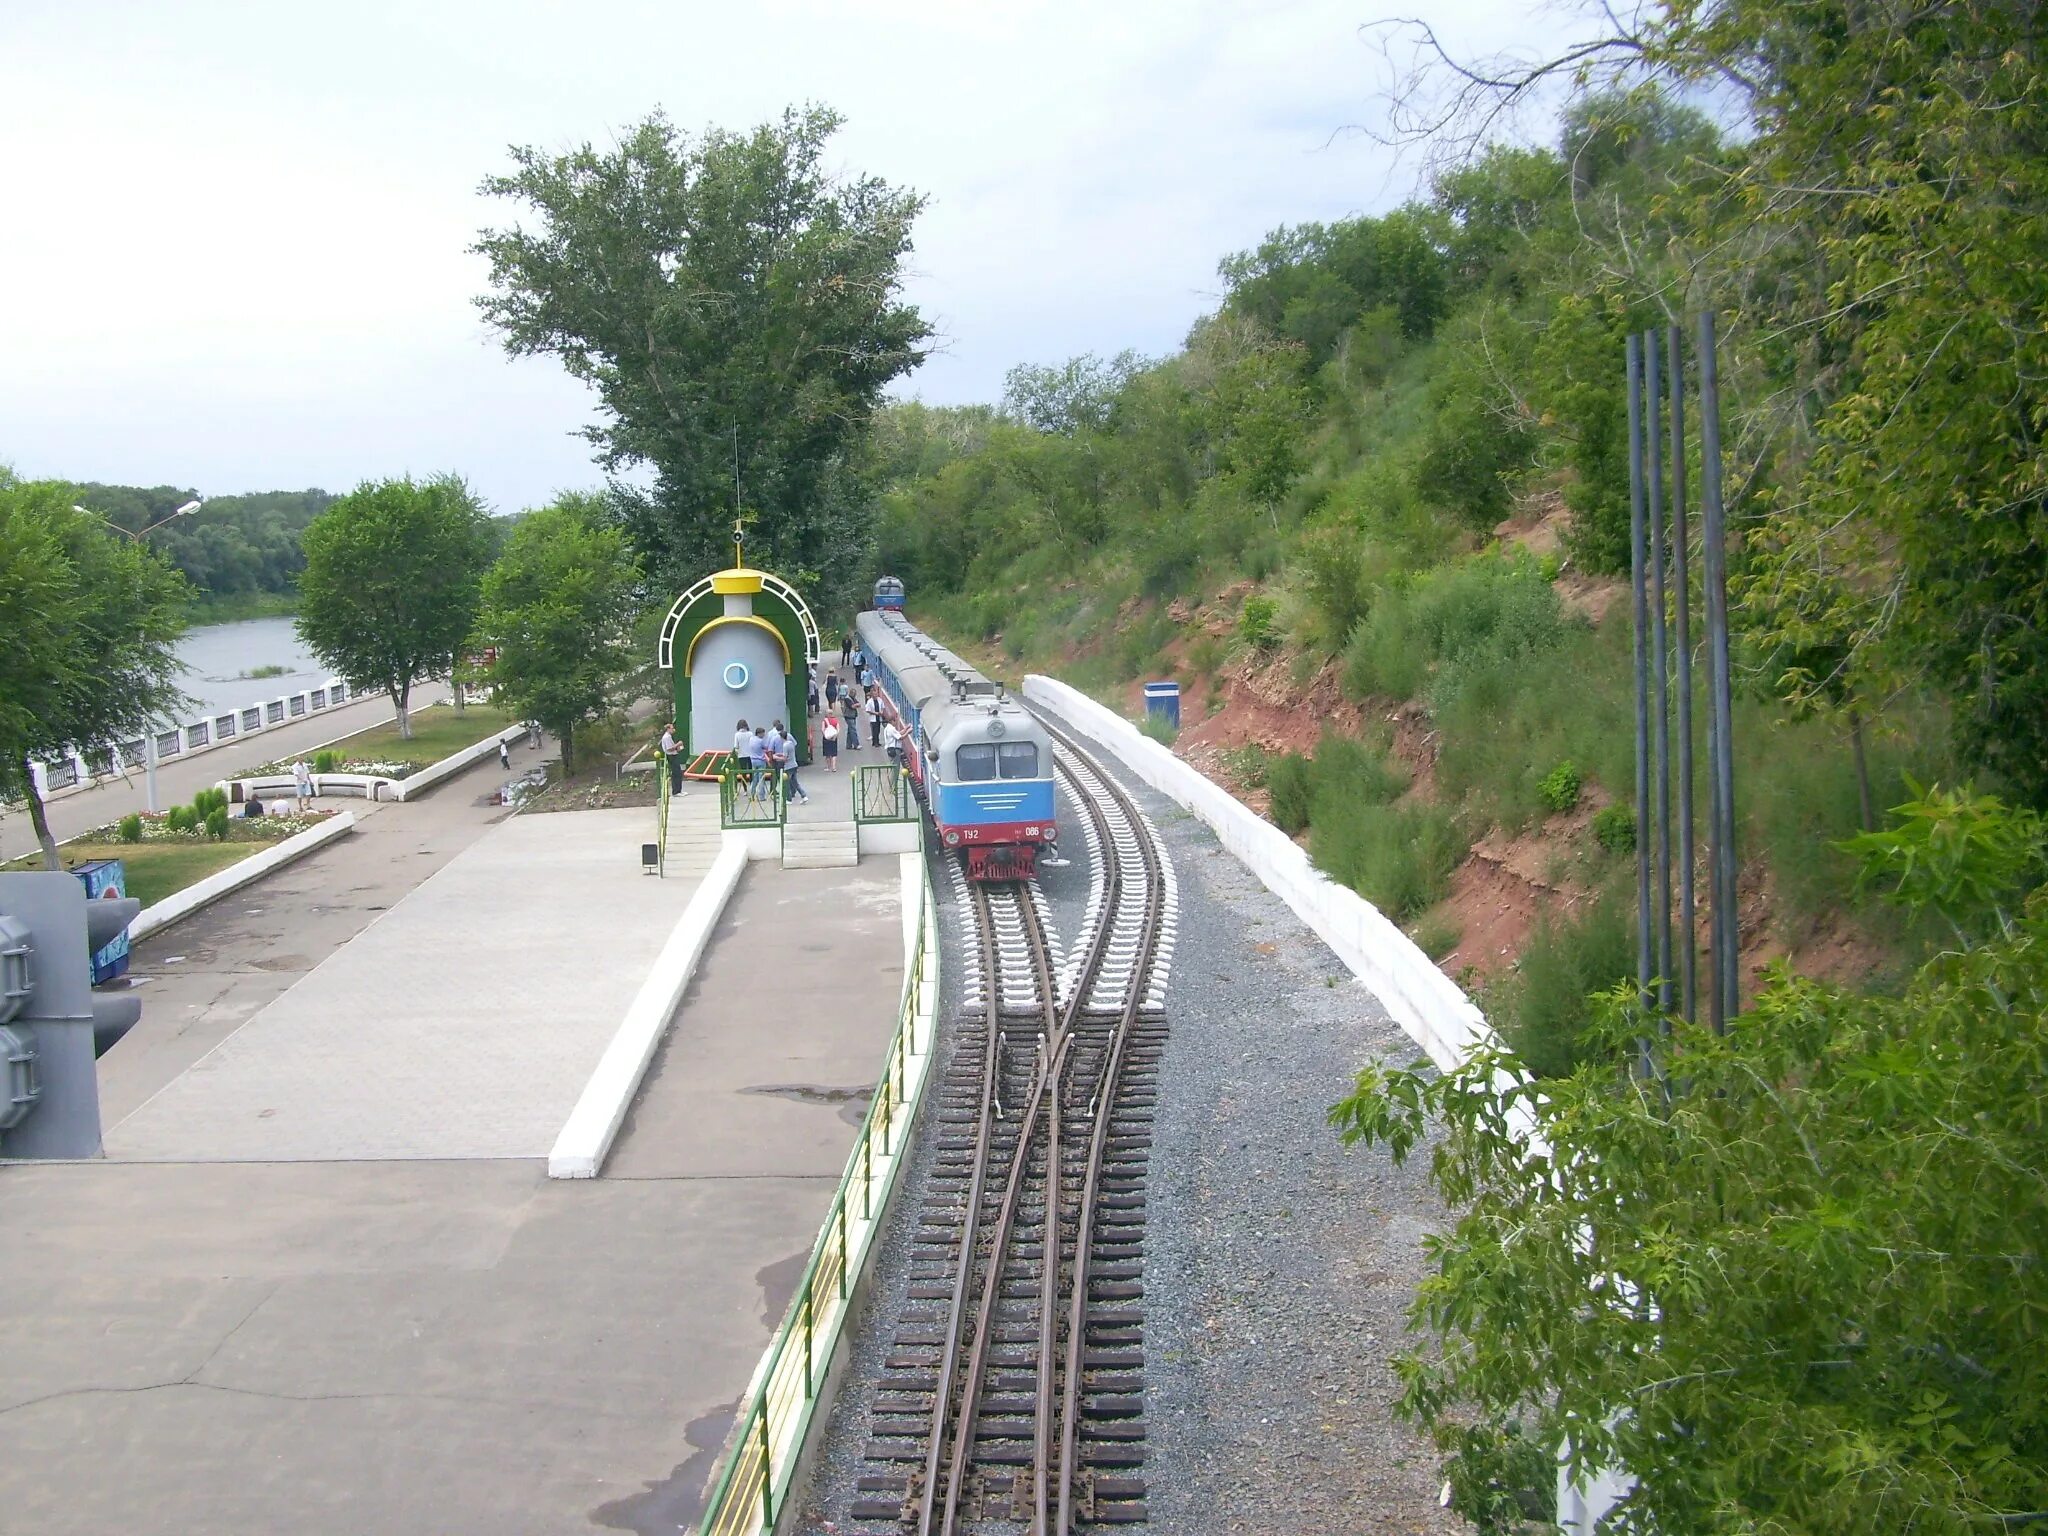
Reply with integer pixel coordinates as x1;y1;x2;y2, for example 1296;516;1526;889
107;807;713;1162
0;846;912;1532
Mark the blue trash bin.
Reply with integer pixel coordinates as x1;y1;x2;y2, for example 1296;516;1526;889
73;860;132;984
1142;681;1181;732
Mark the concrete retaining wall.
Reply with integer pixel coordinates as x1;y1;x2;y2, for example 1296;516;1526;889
547;841;750;1178
130;813;358;942
1024;675;1492;1071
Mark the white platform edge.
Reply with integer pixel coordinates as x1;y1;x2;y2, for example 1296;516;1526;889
1022;674;1497;1074
130;812;358;943
547;840;749;1178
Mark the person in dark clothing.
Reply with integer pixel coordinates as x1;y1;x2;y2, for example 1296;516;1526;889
840;631;853;667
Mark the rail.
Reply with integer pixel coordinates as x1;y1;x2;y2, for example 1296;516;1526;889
852;763;915;824
697;842;939;1536
655;752;671;876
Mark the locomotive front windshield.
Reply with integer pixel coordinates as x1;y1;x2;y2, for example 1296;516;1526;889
954;741;1040;781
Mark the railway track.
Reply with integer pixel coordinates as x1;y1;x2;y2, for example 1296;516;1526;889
853;720;1175;1534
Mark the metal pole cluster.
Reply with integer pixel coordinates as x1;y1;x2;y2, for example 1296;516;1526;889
1627;317;1740;1043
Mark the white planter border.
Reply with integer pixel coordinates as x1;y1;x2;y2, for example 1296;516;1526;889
547;842;749;1178
130;812;357;942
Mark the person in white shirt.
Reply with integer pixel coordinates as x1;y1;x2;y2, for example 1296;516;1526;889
883;719;904;764
659;722;682;793
865;694;883;747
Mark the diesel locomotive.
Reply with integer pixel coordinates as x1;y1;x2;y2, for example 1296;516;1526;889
854;606;1056;880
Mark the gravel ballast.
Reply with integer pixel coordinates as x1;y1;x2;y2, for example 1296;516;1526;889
791;734;1466;1535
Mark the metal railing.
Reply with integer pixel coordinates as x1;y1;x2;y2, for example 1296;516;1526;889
697;848;938;1536
719;764;786;829
852;763;915;824
655;753;671;877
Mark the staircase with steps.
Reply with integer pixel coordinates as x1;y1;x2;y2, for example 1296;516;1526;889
782;820;860;869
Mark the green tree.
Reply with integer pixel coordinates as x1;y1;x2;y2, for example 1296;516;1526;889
475;105;929;607
477;494;641;774
0;480;191;867
296;476;492;740
1331;786;2048;1533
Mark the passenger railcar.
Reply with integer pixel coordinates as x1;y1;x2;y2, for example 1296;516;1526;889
855;608;1056;880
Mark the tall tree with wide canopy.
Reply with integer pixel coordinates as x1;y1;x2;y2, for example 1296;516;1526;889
296;475;493;740
473;105;930;605
477;494;640;774
0;477;192;868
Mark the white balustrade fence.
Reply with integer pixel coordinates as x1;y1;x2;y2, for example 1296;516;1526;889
26;679;355;803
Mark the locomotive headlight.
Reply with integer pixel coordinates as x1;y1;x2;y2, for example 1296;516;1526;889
944;830;961;847
986;719;1006;738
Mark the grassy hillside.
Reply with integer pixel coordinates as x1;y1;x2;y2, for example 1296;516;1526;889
865;89;1990;1072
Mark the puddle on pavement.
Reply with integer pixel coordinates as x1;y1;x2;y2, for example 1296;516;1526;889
742;1082;875;1128
591;1397;738;1535
755;1246;810;1330
250;954;310;971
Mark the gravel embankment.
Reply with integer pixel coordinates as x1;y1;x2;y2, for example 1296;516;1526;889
791;750;1465;1535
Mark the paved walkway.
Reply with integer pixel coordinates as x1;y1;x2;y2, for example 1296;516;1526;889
0;685;455;863
0;846;912;1535
108;807;713;1161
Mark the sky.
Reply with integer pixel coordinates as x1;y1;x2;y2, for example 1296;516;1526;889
1;0;1586;514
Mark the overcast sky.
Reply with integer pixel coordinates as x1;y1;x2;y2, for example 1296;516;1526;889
2;0;1580;513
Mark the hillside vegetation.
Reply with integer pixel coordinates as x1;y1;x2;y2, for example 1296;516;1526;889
870;67;2038;1072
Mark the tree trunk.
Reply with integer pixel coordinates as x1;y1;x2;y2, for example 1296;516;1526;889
22;756;61;870
394;680;414;741
453;676;467;714
1848;708;1875;833
559;721;575;776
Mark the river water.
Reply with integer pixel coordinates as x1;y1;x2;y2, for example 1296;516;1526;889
169;616;330;721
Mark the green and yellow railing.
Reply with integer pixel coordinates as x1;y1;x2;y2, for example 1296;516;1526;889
697;843;939;1535
851;762;915;825
719;760;787;830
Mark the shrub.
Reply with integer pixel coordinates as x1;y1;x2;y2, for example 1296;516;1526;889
1237;593;1280;650
195;787;226;816
1294;526;1374;652
1138;713;1179;747
164;805;195;833
1309;729;1409;807
117;814;143;843
1218;743;1269;789
314;750;339;774
1344;556;1570;707
204;808;231;841
1267;752;1314;833
1411;915;1463;961
1186;633;1224;675
1488;896;1635;1077
1538;760;1583;814
1312;800;1470;920
1592;803;1637;855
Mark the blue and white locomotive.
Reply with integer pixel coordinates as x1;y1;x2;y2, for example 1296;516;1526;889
871;575;906;611
855;607;1056;881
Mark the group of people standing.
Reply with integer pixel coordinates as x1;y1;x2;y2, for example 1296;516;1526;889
811;636;889;773
651;631;907;804
725;719;809;805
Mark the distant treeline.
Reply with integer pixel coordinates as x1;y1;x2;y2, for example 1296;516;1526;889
71;483;333;601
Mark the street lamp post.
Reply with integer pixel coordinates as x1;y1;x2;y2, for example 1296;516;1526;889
76;498;201;541
72;498;203;813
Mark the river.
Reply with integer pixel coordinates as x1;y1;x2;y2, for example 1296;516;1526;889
168;616;330;722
